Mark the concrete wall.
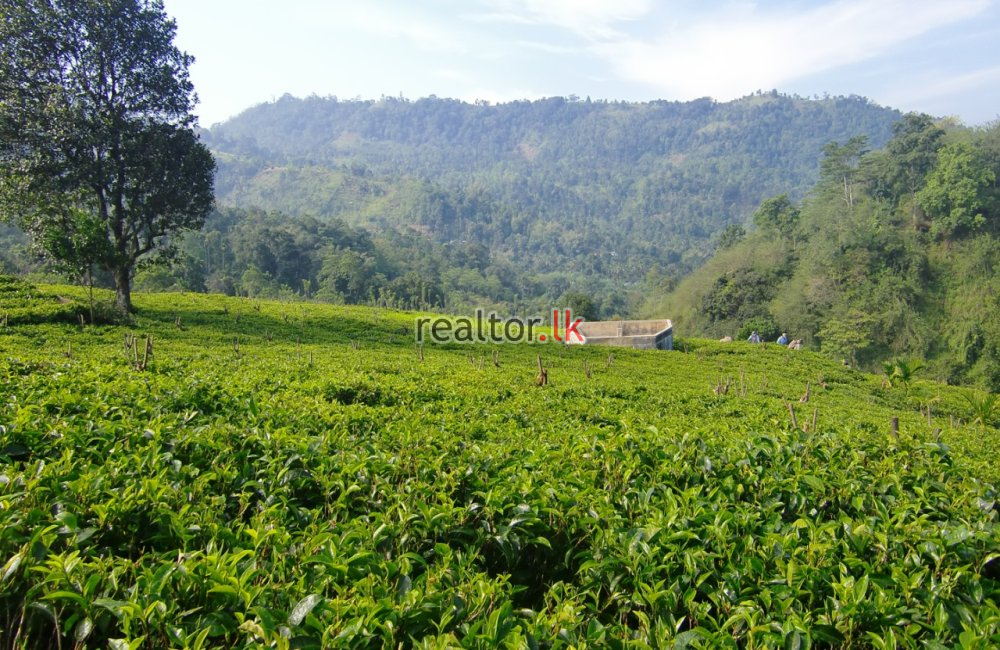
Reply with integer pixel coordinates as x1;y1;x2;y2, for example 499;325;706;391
567;319;673;350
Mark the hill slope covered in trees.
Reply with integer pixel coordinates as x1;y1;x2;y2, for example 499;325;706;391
184;92;901;313
2;92;906;317
646;114;1000;389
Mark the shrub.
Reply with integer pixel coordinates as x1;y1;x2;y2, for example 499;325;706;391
737;316;780;342
0;275;125;325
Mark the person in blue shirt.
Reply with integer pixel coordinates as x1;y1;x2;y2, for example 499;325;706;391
777;332;789;345
748;330;761;343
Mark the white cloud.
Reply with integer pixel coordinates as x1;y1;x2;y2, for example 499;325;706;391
340;4;470;54
879;64;1000;121
598;0;992;100
891;64;1000;104
474;0;652;40
514;40;580;55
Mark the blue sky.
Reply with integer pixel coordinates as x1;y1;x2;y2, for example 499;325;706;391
162;0;1000;127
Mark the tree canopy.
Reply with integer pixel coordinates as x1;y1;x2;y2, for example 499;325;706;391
198;92;900;299
0;0;215;313
918;141;996;237
649;114;1000;390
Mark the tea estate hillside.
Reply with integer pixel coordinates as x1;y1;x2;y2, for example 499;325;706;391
1;279;999;648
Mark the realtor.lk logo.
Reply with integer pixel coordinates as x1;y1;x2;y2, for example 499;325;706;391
415;308;583;344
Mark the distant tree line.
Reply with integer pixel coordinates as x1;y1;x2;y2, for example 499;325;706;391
106;206;626;320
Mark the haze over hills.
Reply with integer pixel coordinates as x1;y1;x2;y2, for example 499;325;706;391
2;91;906;319
193;92;901;312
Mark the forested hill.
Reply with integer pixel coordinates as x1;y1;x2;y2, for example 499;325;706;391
202;93;900;287
644;115;1000;390
0;92;904;318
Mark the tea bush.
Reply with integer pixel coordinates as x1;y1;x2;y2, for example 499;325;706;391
0;285;998;647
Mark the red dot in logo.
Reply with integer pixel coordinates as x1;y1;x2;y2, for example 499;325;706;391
538;334;547;342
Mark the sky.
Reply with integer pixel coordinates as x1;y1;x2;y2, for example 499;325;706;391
161;0;1000;128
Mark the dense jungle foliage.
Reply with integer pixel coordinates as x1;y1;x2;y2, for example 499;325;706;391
647;114;1000;389
1;92;901;318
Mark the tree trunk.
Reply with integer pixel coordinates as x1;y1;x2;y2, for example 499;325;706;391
87;267;95;324
114;266;133;313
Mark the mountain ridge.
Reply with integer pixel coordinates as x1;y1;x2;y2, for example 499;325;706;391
2;91;906;319
191;91;902;314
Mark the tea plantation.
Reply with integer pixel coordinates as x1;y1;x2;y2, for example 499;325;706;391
1;278;999;648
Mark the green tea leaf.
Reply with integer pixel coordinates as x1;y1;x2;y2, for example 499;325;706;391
74;617;93;643
289;594;321;626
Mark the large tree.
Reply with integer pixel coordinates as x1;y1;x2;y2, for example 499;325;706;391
751;194;800;241
917;141;996;238
0;0;214;313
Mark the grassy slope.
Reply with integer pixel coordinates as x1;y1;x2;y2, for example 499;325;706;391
1;285;999;647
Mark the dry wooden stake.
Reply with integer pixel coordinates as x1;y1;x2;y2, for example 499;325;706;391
124;332;141;368
492;349;500;368
535;355;549;386
583;360;592;379
785;401;798;430
799;382;810;403
811;408;818;433
890;417;899;440
123;334;153;371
